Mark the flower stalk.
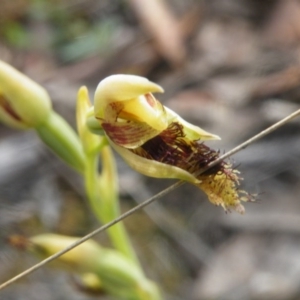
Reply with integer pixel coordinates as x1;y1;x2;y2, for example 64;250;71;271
77;87;141;267
36;111;85;173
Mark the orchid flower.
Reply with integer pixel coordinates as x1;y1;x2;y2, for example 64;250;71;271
93;75;253;213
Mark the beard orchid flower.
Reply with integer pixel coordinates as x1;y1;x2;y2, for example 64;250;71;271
93;75;253;213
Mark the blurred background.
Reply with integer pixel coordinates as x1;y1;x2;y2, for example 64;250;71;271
1;0;300;299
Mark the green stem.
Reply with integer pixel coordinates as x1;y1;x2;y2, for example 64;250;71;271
36;111;85;173
84;147;141;269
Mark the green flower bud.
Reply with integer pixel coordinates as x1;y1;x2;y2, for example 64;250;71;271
29;234;161;299
0;60;51;129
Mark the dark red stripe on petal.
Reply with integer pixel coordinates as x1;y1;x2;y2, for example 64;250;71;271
102;121;159;147
0;95;23;122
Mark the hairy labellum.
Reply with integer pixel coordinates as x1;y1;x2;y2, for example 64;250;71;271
131;122;253;213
